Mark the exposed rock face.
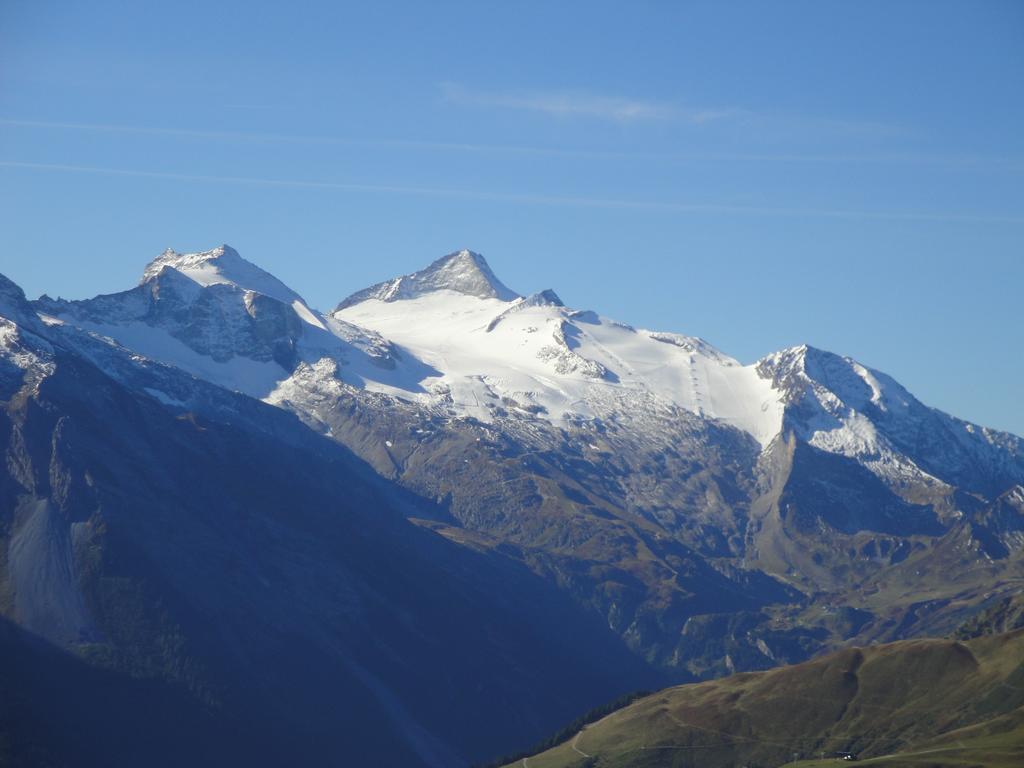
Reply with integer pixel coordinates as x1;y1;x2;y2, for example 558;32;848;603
337;249;520;309
38;262;306;369
3;244;1023;764
0;282;662;767
758;344;1024;497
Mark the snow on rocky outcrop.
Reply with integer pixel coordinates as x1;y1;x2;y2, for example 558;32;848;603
757;344;1024;493
336;249;519;309
33;245;418;401
140;244;303;305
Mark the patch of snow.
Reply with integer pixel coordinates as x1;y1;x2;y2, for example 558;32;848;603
0;318;55;376
291;299;328;331
64;318;287;398
143;387;187;408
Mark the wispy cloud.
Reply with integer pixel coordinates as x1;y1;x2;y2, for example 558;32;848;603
438;82;734;124
436;83;912;139
2;159;1021;224
2;118;1020;170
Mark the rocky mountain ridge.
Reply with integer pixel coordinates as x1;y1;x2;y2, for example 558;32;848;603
3;244;1023;763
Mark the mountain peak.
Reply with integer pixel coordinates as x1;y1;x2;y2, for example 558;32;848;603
336;249;519;310
0;271;37;328
141;244;238;283
140;245;302;305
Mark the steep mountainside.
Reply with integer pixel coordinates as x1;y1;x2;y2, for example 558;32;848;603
502;628;1024;768
0;271;661;767
29;245;1024;679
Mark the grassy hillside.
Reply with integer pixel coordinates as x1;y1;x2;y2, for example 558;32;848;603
503;629;1024;768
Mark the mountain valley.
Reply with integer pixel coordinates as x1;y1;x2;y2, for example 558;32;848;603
2;245;1022;765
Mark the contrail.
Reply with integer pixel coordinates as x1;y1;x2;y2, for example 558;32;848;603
1;118;1021;169
1;159;1021;224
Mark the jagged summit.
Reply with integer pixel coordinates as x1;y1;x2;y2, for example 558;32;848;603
141;244;302;305
0;272;32;321
336;249;520;310
525;289;564;307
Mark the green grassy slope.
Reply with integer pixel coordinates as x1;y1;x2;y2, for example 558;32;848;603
504;629;1024;768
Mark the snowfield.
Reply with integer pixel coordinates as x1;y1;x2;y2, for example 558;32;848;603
336;289;785;445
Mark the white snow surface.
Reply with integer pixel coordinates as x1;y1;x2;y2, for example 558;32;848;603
63;319;287;398
336;290;784;445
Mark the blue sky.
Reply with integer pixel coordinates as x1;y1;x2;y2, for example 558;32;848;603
1;0;1021;434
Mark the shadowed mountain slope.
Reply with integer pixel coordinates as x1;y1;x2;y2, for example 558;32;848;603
0;271;662;767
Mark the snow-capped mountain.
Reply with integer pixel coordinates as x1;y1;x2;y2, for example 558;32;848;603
141;244;304;304
757;344;1024;496
334;252;782;446
12;244;1024;678
45;244;1022;500
36;244;415;399
37;243;1022;499
337;248;520;307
